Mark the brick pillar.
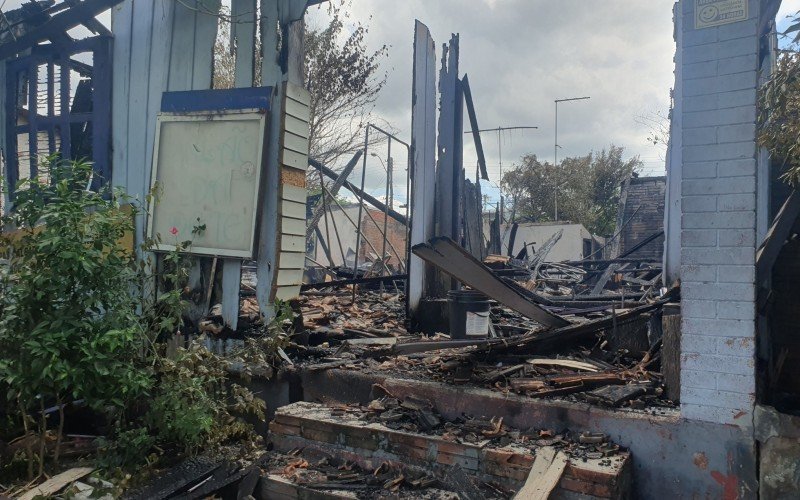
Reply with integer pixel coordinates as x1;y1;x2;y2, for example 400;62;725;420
678;0;761;427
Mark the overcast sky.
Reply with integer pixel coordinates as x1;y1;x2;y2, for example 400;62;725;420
2;0;799;202
308;0;678;188
307;0;800;199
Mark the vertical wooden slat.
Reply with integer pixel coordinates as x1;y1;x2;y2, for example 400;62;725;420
221;259;242;329
167;1;197;92
110;0;133;191
28;61;38;178
126;0;157;245
123;0;160;304
435;34;461;294
141;0;175;307
256;0;283;318
231;0;256;87
408;21;437;319
92;37;113;189
59;59;72;162
191;0;221;90
143;0;175;197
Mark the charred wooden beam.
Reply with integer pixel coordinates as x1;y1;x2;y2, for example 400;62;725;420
0;0;123;60
310;157;407;226
412;237;569;328
305;150;363;238
461;74;489;181
300;274;407;291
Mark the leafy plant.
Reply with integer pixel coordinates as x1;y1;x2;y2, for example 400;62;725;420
758;49;800;186
0;157;268;480
0;157;151;477
501;145;641;235
145;342;264;454
95;427;157;471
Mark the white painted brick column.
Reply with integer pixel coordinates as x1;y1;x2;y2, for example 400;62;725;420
678;0;761;427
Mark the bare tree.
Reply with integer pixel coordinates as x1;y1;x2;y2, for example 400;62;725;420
213;1;389;176
305;1;388;169
635;108;670;159
213;7;236;90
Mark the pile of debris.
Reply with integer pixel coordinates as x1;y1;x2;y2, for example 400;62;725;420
294;291;406;349
298;291;405;333
270;399;632;499
264;450;454;498
356;391;623;462
288;236;679;410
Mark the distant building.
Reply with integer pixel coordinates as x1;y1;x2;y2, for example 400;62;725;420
498;222;604;262
310;203;407;269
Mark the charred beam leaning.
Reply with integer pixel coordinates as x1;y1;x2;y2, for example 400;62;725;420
310;157;408;226
305;150;363;239
412;237;570;328
461;74;489;181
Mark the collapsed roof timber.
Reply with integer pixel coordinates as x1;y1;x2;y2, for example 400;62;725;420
0;0;797;498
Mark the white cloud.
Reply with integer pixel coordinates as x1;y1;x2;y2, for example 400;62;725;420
778;0;800;19
309;0;676;186
3;0;675;189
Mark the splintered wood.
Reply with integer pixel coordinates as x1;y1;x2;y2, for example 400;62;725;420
299;291;405;334
514;447;568;500
17;468;94;500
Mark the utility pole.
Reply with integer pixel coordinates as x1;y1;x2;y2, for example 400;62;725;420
554;96;590;220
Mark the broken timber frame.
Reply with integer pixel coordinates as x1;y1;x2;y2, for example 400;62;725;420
412;237;569;328
309;158;407;225
434;33;464;295
407;20;438;319
305;150;363;239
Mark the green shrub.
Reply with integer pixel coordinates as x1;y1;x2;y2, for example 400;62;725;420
0;157;151;476
0;158;266;479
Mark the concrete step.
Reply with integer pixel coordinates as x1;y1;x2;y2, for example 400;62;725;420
269;401;631;499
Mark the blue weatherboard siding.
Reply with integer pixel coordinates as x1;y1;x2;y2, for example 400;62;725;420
160;87;273;113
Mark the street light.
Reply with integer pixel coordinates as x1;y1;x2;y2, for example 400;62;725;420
554;96;590;220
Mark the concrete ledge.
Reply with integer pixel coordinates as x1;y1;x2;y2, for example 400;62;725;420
271;401;631;499
300;369;757;499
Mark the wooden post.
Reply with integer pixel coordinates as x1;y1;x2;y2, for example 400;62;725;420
256;0;309;320
407;21;437;321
